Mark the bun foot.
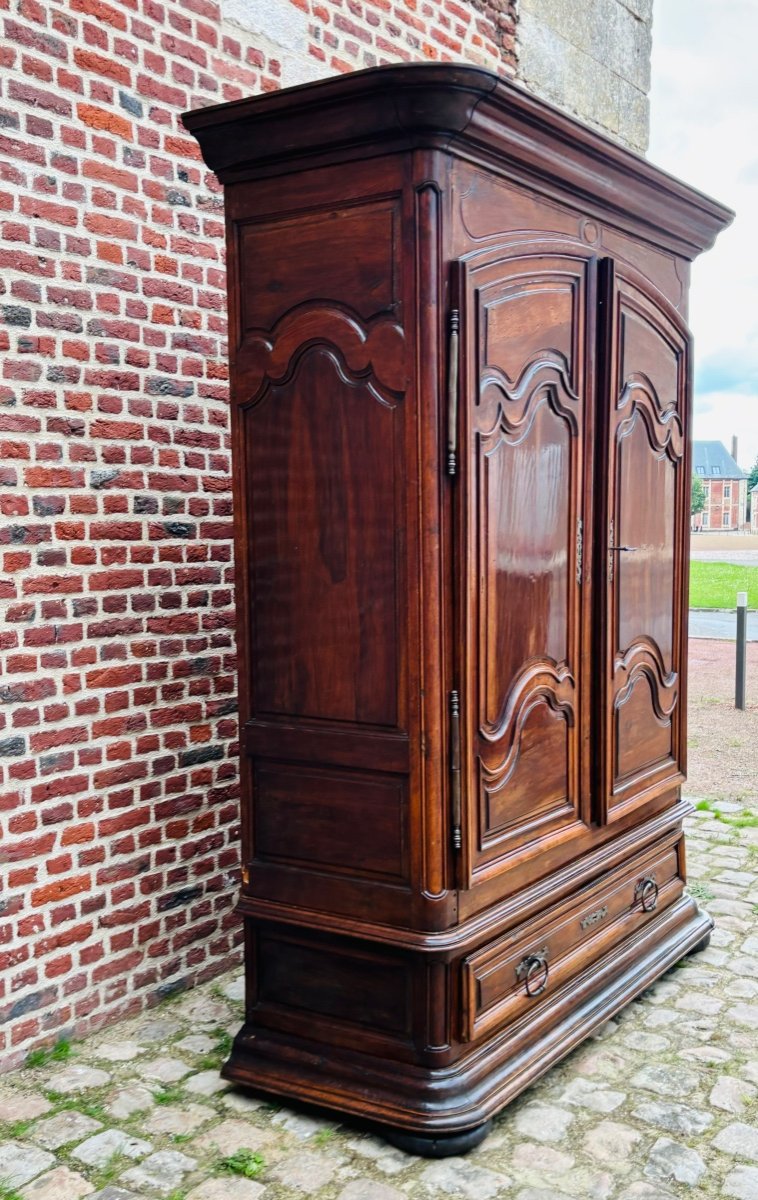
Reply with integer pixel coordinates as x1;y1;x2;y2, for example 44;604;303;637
686;930;712;957
382;1120;492;1158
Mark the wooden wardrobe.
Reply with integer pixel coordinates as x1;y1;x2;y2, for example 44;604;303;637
184;64;732;1155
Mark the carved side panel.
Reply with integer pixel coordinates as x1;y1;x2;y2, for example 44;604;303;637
247;349;401;727
462;252;593;880
237;196;407;735
602;266;690;819
233;190;416;923
239;201;400;333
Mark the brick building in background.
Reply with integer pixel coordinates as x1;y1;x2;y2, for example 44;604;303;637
0;0;654;1066
692;440;748;532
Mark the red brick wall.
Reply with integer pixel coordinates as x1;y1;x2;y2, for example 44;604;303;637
0;0;517;1067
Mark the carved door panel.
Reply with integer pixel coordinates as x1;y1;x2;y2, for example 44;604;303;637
458;250;596;884
597;260;691;823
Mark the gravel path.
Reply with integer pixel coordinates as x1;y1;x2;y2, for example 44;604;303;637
688;638;758;803
691;552;758;566
690;533;758;567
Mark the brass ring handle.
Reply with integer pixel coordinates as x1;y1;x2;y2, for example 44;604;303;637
636;875;659;912
516;951;549;998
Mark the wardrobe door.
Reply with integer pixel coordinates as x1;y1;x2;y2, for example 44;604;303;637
457;249;595;884
597;260;691;823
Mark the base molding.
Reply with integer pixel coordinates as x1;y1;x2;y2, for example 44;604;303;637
222;896;712;1141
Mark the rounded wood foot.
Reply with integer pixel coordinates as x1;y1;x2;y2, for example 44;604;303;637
686;930;712;957
382;1120;492;1158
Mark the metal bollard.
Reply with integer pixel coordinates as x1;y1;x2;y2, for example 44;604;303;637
736;591;747;711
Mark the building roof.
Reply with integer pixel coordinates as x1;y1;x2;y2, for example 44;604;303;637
692;441;746;479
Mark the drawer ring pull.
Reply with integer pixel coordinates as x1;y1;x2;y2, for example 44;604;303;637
516;950;549;998
636;875;659;913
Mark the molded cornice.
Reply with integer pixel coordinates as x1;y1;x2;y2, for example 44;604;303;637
183;64;733;259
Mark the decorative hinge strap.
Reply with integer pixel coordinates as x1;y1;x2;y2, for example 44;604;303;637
449;689;462;851
576;516;583;585
608;516;615;581
447;309;460;476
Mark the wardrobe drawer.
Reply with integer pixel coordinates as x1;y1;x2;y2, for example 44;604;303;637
462;837;683;1041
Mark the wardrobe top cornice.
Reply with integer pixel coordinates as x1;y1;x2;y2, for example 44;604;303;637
183;63;733;260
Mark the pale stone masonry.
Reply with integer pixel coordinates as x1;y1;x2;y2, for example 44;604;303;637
517;0;653;150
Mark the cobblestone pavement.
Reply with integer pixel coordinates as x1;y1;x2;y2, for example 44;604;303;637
1;808;757;1200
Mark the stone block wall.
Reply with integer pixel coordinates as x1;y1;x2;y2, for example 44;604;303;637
517;0;652;151
0;0;650;1068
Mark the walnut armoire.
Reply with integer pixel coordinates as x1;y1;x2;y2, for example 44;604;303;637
184;65;733;1155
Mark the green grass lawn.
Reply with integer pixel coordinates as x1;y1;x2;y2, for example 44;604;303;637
690;561;758;609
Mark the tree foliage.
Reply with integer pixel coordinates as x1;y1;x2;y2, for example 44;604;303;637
691;473;706;516
745;456;758;523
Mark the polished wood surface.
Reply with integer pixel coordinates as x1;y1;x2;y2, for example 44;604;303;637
597;261;691;822
462;831;683;1042
184;64;733;1150
459;249;592;881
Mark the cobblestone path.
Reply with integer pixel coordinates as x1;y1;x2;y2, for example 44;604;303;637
1;808;757;1200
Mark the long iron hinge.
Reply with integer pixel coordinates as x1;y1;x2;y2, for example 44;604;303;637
450;688;462;851
576;516;583;585
446;309;460;476
608;516;615;582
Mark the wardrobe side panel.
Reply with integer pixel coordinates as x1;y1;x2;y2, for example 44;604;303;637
226;160;425;928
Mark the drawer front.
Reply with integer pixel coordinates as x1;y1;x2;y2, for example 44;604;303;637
462;835;683;1041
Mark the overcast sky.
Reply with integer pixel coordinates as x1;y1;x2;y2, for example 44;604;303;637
649;0;758;472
